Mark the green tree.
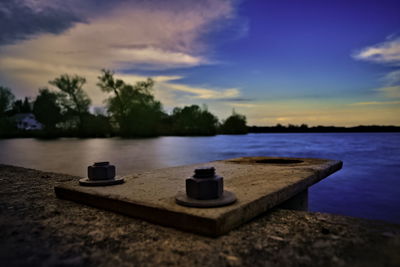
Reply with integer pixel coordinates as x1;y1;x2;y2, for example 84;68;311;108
171;105;218;135
220;110;248;134
81;114;113;137
0;86;15;117
97;69;164;136
22;97;31;113
97;69;127;130
11;97;32;114
0;86;16;136
49;74;91;132
33;88;63;130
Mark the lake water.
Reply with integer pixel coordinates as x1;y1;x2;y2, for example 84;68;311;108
1;133;399;224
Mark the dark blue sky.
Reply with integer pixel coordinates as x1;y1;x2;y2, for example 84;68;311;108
180;0;400;100
1;0;399;125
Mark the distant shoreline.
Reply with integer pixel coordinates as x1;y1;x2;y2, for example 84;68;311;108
1;125;400;139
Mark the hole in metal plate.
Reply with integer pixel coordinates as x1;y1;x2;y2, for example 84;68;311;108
254;159;303;164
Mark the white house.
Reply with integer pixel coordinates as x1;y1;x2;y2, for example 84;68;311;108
13;113;43;130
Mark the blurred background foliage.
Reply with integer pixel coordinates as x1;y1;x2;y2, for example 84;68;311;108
0;70;247;138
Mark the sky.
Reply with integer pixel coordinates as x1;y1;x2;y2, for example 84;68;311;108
0;0;400;126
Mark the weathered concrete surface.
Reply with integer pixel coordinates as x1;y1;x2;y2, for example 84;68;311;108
55;157;342;236
1;164;400;266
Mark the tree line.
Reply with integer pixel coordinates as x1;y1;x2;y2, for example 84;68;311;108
0;70;247;138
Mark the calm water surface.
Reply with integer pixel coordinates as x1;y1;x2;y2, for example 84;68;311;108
1;133;399;223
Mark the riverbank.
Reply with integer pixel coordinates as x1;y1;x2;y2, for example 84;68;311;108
1;164;400;266
1;125;400;139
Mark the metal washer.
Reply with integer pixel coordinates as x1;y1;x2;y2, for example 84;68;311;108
175;190;237;208
79;177;124;186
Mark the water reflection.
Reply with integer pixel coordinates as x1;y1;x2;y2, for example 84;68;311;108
1;133;400;224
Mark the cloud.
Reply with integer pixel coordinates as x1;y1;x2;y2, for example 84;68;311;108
0;0;160;45
350;100;400;106
214;97;255;102
353;36;400;106
228;102;257;108
375;86;400;99
163;82;240;100
0;0;83;45
353;37;400;65
383;70;400;86
0;0;242;108
0;0;236;53
0;0;230;69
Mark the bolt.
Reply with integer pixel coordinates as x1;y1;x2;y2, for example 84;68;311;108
94;161;110;166
193;167;215;178
186;166;223;200
88;162;116;181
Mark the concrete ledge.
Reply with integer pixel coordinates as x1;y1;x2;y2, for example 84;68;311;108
54;157;342;236
1;164;400;266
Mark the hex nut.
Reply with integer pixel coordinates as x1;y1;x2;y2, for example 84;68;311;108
186;176;223;200
88;163;116;180
94;161;110;166
194;167;216;178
